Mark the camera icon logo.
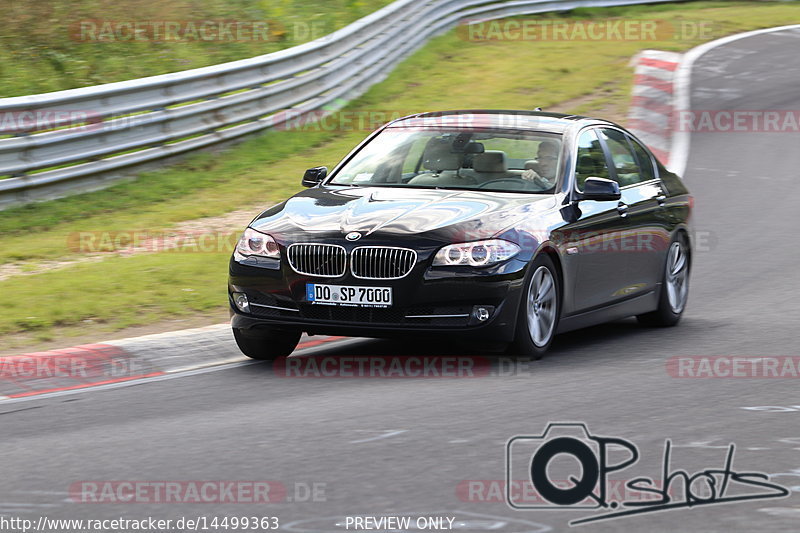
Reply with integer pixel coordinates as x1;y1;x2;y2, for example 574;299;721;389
505;422;639;510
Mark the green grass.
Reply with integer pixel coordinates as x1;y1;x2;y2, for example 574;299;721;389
0;252;230;336
1;1;798;348
0;0;394;97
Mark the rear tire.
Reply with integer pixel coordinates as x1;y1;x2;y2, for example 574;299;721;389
637;234;690;327
233;327;301;360
508;254;560;360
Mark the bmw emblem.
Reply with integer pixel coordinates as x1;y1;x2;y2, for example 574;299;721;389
345;232;362;241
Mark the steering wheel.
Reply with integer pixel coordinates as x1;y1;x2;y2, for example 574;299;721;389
476;178;540;191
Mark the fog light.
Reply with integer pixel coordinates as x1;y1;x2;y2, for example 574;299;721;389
233;292;250;312
469;306;495;326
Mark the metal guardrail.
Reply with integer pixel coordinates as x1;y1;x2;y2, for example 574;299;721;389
0;0;680;209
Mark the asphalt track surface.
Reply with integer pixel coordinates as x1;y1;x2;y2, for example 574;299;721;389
3;28;800;533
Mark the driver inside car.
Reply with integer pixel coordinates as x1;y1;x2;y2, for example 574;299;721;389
522;140;559;188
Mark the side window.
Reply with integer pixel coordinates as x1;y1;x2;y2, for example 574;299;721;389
575;129;609;191
599;128;643;187
627;135;656;182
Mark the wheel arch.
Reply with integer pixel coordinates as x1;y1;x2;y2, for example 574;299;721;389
534;244;565;310
673;227;693;269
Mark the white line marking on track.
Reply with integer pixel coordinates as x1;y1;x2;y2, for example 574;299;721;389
670;24;800;177
350;430;408;443
0;361;258;406
166;357;249;374
759;507;800;517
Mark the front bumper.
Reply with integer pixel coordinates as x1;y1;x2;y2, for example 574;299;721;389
228;254;529;343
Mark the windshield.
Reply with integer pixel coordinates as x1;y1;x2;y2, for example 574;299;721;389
328;128;562;193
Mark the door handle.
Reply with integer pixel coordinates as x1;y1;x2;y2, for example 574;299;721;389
656;194;667;206
617;202;629;218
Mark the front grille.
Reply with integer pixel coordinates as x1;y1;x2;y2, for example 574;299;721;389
351;247;416;279
288;244;347;277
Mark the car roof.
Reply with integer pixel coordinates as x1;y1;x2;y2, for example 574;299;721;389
385;109;615;134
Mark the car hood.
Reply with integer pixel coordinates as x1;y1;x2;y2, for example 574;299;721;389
250;186;558;243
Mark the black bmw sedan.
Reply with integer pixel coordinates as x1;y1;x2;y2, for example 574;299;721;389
228;110;692;359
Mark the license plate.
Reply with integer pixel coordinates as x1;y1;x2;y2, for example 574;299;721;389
306;284;392;308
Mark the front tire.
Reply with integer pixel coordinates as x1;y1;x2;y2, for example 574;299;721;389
637;235;690;327
233;327;301;360
508;254;560;359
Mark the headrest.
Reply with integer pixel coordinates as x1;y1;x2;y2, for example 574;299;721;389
473;150;507;173
423;141;461;172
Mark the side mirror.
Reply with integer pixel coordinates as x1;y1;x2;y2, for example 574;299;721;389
302;166;327;187
580;177;621;201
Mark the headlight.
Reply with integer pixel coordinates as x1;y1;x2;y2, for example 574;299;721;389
235;227;280;259
432;239;520;267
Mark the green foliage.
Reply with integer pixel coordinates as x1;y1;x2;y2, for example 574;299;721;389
0;0;393;97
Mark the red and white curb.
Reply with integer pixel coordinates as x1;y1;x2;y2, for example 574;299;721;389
0;325;346;400
627;49;682;167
